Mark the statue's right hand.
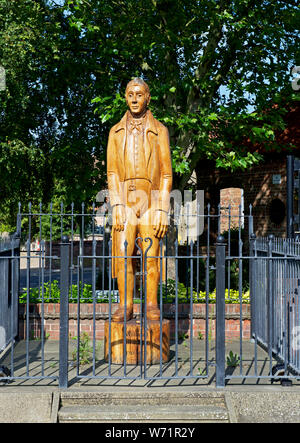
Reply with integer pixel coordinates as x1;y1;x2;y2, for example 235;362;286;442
113;205;126;231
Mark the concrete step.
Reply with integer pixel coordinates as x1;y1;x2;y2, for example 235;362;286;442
58;404;229;423
59;391;226;407
58;391;230;423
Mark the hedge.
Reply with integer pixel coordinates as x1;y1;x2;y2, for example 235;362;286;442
19;279;250;304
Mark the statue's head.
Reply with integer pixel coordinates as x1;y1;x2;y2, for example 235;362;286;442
125;77;150;117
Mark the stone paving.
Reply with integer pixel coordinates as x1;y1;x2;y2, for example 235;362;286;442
1;338;299;387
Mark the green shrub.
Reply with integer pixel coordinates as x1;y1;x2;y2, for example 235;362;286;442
20;278;250;304
19;280;94;304
157;278;250;304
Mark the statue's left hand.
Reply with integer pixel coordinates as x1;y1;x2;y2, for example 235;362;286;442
153;210;168;238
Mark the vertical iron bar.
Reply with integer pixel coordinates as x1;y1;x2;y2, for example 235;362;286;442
165;233;168;291
16;204;21;342
205;204;210;374
175;235;179;376
10;238;15;377
289;247;293;371
76;257;80;376
190;240;194;375
216;235;226;388
92;237;96;376
227;205;231;302
159;239;163;377
143;238;153;375
49;202;53;301
124;240;128;375
38;202;42;304
108;239;112;377
196;203;200;302
284;241;288;374
41;240;45;375
249;227;255;339
138;238;143;377
60;202;63;240
102;223;105;294
59;236;70;389
249;234;258;375
248;204;253;240
70;202;74;300
80;202;85;310
267;235;274;377
17;202;22;237
286;155;294;238
238;205;243;375
26;206;31;377
186;204;189;298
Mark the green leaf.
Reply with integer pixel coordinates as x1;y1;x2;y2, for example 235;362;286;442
100;113;111;123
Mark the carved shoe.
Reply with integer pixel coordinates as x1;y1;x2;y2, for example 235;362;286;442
112;306;133;322
146;305;161;321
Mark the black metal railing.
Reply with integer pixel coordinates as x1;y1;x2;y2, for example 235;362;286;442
0;236;19;354
250;235;300;380
0;202;299;388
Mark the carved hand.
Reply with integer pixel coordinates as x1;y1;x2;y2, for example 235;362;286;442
113;205;126;231
153;210;168;238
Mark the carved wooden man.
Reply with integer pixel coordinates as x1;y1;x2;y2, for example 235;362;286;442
107;78;172;322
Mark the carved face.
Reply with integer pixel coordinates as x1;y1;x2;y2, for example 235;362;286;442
125;84;150;117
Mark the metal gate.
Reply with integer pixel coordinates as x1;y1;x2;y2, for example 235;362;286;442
59;206;215;386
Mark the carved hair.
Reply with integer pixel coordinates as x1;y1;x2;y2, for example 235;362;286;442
125;77;150;96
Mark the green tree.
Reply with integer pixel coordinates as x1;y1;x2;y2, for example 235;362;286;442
0;0;106;231
0;0;299;233
71;0;299;188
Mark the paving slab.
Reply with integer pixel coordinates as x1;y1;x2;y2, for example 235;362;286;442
0;391;54;423
1;338;300;422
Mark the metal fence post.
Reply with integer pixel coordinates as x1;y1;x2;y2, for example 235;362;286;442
249;233;256;338
286;155;294;238
59;235;70;388
267;234;274;374
216;235;226;388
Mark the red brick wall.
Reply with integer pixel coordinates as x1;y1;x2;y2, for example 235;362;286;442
18;303;251;341
196;156;288;238
220;188;242;233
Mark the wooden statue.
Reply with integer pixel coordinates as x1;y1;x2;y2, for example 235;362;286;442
105;78;172;364
107;78;173;323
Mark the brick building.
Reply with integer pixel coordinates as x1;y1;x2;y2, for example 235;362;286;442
196;102;300;238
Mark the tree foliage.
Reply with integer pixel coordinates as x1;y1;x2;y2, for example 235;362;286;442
68;0;299;188
0;0;299;230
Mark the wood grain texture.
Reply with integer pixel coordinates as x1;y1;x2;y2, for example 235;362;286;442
104;318;170;365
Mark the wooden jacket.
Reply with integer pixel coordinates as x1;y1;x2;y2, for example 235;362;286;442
107;110;173;213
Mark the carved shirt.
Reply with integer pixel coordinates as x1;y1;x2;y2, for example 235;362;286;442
124;112;149;183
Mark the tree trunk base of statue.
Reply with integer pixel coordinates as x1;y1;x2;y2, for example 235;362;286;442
104;318;170;365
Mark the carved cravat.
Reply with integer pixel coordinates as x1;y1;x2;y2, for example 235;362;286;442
128;118;144;133
125;112;149;197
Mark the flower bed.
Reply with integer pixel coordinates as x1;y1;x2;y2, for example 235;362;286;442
20;279;250;304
